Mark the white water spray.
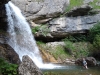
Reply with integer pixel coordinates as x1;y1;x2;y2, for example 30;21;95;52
5;1;61;69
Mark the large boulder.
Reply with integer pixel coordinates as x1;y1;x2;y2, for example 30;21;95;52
18;55;43;75
11;0;69;23
75;57;97;66
0;35;20;64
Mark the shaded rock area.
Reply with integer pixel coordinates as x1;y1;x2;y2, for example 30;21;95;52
0;0;10;31
66;5;93;17
0;0;10;5
18;55;43;75
75;57;97;66
0;42;20;64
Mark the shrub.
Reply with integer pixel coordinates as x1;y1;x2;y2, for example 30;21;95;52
39;25;50;37
32;26;40;34
32;25;50;37
89;22;100;43
93;34;100;49
63;38;89;58
0;58;18;75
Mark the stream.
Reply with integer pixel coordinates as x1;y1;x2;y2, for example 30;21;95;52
41;64;100;75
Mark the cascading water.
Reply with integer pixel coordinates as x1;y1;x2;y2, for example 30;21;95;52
5;1;61;69
5;1;43;67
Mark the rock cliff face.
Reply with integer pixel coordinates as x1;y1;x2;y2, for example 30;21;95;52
11;0;69;23
10;0;100;40
49;13;100;38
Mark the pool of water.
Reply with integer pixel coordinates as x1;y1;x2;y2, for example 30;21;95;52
41;65;100;75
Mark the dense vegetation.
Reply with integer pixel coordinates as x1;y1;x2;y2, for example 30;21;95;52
0;58;18;75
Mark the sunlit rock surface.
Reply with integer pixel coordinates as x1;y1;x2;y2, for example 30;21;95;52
18;55;43;75
49;13;100;38
11;0;69;23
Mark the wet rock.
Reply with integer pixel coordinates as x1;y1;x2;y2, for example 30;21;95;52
48;13;100;38
18;55;43;75
75;57;97;66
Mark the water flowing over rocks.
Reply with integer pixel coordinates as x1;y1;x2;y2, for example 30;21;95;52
0;0;20;64
18;55;43;75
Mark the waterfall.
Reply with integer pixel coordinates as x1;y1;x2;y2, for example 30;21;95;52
5;1;61;69
5;1;43;67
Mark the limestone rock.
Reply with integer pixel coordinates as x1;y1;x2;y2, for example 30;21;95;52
75;57;97;66
18;55;43;75
11;0;69;23
49;13;100;38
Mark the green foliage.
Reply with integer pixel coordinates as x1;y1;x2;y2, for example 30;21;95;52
88;22;100;54
63;38;89;58
89;0;100;9
61;0;100;17
93;34;100;49
0;58;18;75
39;25;50;37
51;45;68;60
37;41;44;45
89;22;100;42
32;26;40;34
32;25;50;37
63;34;88;42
